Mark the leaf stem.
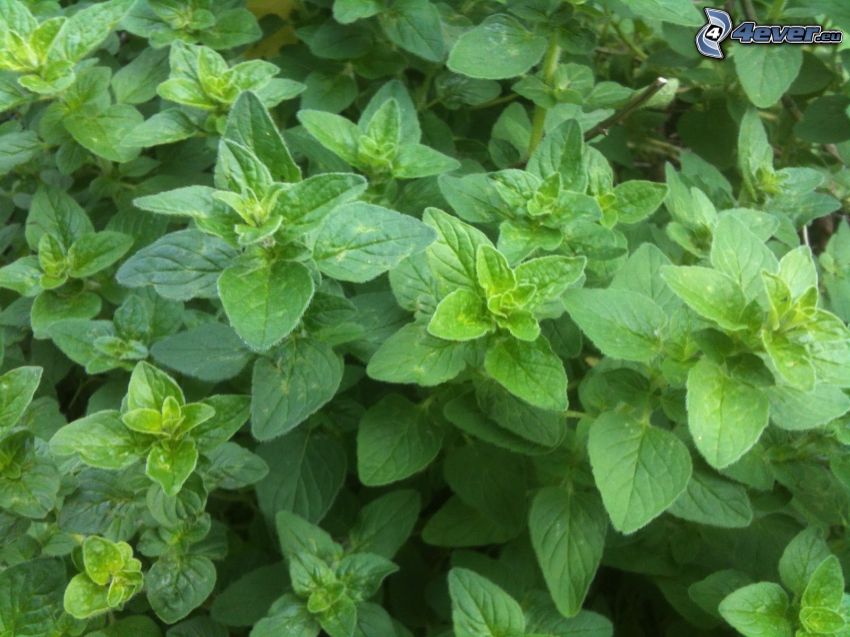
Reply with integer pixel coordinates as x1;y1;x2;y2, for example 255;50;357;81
527;32;561;157
470;93;519;111
612;20;648;62
583;77;668;141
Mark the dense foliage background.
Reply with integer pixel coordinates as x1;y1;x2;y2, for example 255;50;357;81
2;0;850;635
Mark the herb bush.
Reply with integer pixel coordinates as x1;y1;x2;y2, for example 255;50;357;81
1;0;850;635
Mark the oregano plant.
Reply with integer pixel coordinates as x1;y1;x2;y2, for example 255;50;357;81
1;0;849;636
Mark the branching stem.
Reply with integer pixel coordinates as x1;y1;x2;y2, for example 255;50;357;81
583;77;668;141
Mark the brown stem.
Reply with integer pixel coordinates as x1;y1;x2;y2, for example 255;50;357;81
583;77;669;141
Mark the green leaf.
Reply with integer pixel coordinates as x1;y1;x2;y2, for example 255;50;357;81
145;438;198;496
625;0;702;26
0;559;67;637
379;0;444;62
476;245;515;296
423;496;518;548
318;596;357;637
50;411;147;470
84;616;162;637
525;601;613;637
313;203;435;283
795;95;850;144
251;337;343;440
515;255;586;303
778;247;817;301
661;266;751;331
132;186;218;220
0;434;60;519
667;470;753;528
799;607;845;634
147;554;216;624
484;336;567;411
529;487;607;617
210;562;288;628
47;0;131;63
367;323;470;386
151;323;252;383
63;573;110;620
719;582;793;637
710;216;778;300
779;528;831;596
428;288;492;341
47;319;121;374
31;289;101;339
25;186;94;251
611;181;668;224
274;173;367;236
63;104;143;163
0;131;41;176
737;109;774;184
444;392;556;454
686;358;770;469
216;139;273;194
67;231;134;279
225;90;300;182
184;395;247;454
117;230;238;301
334;0;383;23
203;442;268;490
448;14;547;80
610;243;677;310
443;442;527;530
801;556;844;611
127;361;184;411
82;536;125;586
0;366;42;432
337;552;398;601
252;594;320;637
364;98;401;149
348;490;421;559
563;288;666;362
298;109;362;165
124;109;199;147
357;394;444;486
256;428;347;523
588;412;692;534
768;383;850;431
393;143;459;179
448;568;526;637
218;258;313;352
111;46;168;105
423;207;494;295
0;256;42;297
733;45;802;108
276;509;340;563
762;331;815;391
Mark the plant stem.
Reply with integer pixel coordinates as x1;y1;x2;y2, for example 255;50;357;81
583;76;668;141
612;20;648;61
527;32;561;157
741;0;758;20
470;93;519;110
415;67;436;111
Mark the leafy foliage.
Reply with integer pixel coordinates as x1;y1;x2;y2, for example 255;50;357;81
1;0;850;635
